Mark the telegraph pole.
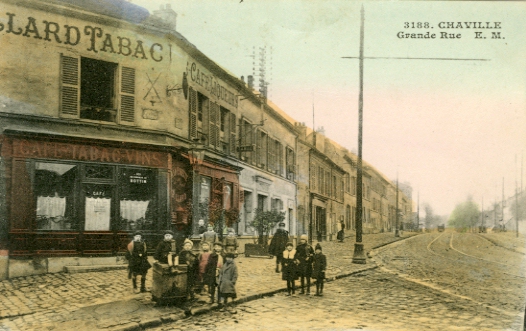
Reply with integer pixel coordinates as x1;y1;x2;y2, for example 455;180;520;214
341;5;488;264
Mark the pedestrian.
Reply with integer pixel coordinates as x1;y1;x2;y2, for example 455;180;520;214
175;238;198;300
295;234;314;295
223;227;238;256
312;243;327;296
197;219;207;235
204;241;224;304
196;241;212;294
282;242;297;296
337;220;345;242
125;231;151;293
154;230;177;265
268;222;289;273
218;252;238;312
201;223;218;247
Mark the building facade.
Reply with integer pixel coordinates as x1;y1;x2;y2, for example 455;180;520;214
0;0;298;279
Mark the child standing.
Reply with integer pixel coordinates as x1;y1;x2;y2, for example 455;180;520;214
175;239;198;300
125;231;151;293
218;252;238;312
204;242;223;304
197;241;212;294
295;234;314;295
282;242;297;296
223;228;238;256
312;243;327;296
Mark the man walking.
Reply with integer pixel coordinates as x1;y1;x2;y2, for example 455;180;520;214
268;222;289;273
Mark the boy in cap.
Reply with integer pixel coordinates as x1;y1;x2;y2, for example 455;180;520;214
125;231;151;293
218;252;238;312
154;230;177;265
268;222;289;273
204;241;223;303
294;234;314;295
175;239;198;300
223;228;238;256
312;243;327;296
282;242;298;296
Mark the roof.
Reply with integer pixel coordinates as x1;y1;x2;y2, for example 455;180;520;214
53;0;150;24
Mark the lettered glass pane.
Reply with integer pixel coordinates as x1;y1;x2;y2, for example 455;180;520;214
35;162;78;230
84;185;112;231
118;168;157;231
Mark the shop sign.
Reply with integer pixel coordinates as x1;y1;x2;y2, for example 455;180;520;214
12;139;168;168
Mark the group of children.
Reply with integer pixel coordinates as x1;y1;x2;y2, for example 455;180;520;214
125;226;239;311
281;234;327;296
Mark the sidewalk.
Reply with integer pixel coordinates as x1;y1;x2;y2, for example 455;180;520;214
0;232;418;331
480;231;526;254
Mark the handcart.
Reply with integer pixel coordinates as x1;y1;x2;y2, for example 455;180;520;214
151;262;188;305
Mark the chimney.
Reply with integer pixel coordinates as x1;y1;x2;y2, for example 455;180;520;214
247;75;254;90
152;4;177;31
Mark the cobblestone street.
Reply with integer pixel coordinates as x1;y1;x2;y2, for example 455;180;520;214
152;269;520;331
0;231;524;331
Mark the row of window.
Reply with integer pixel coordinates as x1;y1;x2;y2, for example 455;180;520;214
310;162;344;201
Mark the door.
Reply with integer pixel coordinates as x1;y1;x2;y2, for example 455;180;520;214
81;183;115;254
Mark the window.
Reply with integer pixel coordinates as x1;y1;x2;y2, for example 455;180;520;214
239;119;254;164
197;93;207;123
60;55;135;123
351;176;356;196
220;108;227;132
33;161;159;232
256;130;268;168
286;147;295;180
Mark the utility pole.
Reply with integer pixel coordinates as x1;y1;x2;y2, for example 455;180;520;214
341;5;488;264
395;173;400;237
351;5;366;264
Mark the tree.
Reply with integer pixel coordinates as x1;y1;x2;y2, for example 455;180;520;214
249;209;286;246
448;197;480;231
424;203;435;230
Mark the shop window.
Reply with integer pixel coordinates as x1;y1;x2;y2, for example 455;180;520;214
35;162;79;231
118;168;157;231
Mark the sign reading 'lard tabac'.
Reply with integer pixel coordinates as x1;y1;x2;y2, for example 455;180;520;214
0;12;167;62
186;61;239;109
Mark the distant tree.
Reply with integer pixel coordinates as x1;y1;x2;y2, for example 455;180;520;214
424;203;434;230
448;197;480;231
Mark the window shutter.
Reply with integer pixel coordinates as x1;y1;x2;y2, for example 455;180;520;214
188;87;198;140
60;54;79;118
120;66;135;123
230;113;237;156
209;102;220;149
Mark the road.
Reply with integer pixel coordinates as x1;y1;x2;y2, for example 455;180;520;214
152;232;525;331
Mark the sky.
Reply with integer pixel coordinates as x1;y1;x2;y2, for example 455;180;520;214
132;0;526;217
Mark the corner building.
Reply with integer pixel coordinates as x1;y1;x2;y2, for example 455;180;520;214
0;0;298;279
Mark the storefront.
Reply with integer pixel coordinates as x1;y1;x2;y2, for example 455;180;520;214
1;131;173;257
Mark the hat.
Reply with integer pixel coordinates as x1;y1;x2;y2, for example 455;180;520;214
227;227;235;233
213;241;223;247
133;231;143;237
315;243;322;251
183;239;193;246
300;234;308;241
163;230;174;236
286;242;293;247
278;222;285;227
225;253;235;259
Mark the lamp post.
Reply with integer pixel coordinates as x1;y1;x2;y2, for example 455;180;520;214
188;144;206;236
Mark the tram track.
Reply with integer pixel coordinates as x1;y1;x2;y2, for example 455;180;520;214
373;233;525;317
426;232;525;278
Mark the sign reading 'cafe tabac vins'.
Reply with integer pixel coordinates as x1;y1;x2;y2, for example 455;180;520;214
11;139;169;168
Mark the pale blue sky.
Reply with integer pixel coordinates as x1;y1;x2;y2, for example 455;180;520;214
133;0;526;216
